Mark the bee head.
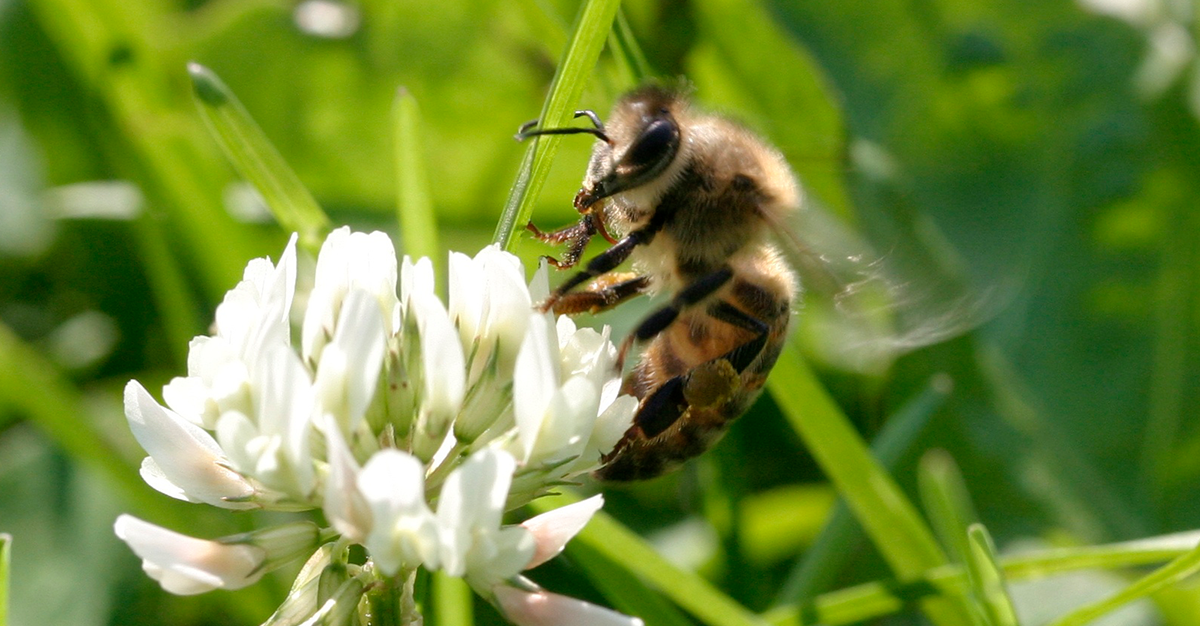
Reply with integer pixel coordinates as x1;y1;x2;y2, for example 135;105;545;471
576;85;686;210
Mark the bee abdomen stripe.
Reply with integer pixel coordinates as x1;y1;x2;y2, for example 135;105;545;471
633;266;733;342
731;279;788;320
635;376;687;438
708;301;769;373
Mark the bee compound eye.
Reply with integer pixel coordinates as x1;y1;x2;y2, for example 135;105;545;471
625;118;680;172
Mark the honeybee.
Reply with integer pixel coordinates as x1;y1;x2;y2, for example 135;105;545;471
518;84;801;481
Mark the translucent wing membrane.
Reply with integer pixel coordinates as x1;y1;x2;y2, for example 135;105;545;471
774;199;1007;375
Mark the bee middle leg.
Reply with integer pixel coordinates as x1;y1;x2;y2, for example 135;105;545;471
539;222;662;312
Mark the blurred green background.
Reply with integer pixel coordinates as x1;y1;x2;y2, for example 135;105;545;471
2;0;1200;624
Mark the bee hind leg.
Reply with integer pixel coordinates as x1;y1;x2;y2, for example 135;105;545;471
548;273;650;316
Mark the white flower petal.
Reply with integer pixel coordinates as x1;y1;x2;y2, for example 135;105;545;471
124;381;256;509
521;495;604;569
358;449;439;574
114;515;265;595
303;228;399;362
587;395;638;464
137;457;190;502
437;448;516;576
322;424;370;541
513;315;561;461
411;291;465;433
316;288;385;432
466;525;535;589
494;586;644;626
254;346;316;496
214;409;259;478
161;375;210;427
477;245;532;368
400;255;435;309
448;250;485;340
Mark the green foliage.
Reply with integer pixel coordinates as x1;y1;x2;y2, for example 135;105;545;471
2;0;1200;624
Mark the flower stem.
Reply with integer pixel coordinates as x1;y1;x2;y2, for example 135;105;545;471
423;440;468;498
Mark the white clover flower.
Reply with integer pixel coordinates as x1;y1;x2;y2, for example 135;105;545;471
117;229;640;626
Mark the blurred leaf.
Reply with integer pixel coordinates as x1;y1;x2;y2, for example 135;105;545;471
188;62;331;253
0;323;145;509
918;449;980;566
778;374;952;604
609;8;654;84
494;0;621;249
767;529;1200;626
768;343;972;624
560;525;696;626
739;484;834;566
1047;536;1200;626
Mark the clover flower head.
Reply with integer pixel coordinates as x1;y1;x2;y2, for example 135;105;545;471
116;228;640;626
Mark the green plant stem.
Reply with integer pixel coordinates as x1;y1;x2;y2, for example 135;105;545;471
1046;537;1200;626
393;88;441;281
432;571;473;626
493;0;621;250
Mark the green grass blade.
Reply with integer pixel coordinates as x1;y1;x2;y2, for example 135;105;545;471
965;525;1019;626
765;529;1200;625
1046;537;1200;626
776;374;950;604
392;88;441;275
528;493;768;626
188;62;331;253
0;534;8;626
493;0;621;250
767;343;970;625
432;571;473;626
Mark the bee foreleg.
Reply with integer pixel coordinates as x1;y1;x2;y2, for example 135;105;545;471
526;217;596;269
539;224;660;312
549;273;650;315
616;265;735;367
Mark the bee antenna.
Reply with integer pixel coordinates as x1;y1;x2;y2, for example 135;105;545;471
515;109;611;144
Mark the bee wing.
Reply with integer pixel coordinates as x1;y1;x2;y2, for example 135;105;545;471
773;199;1006;374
